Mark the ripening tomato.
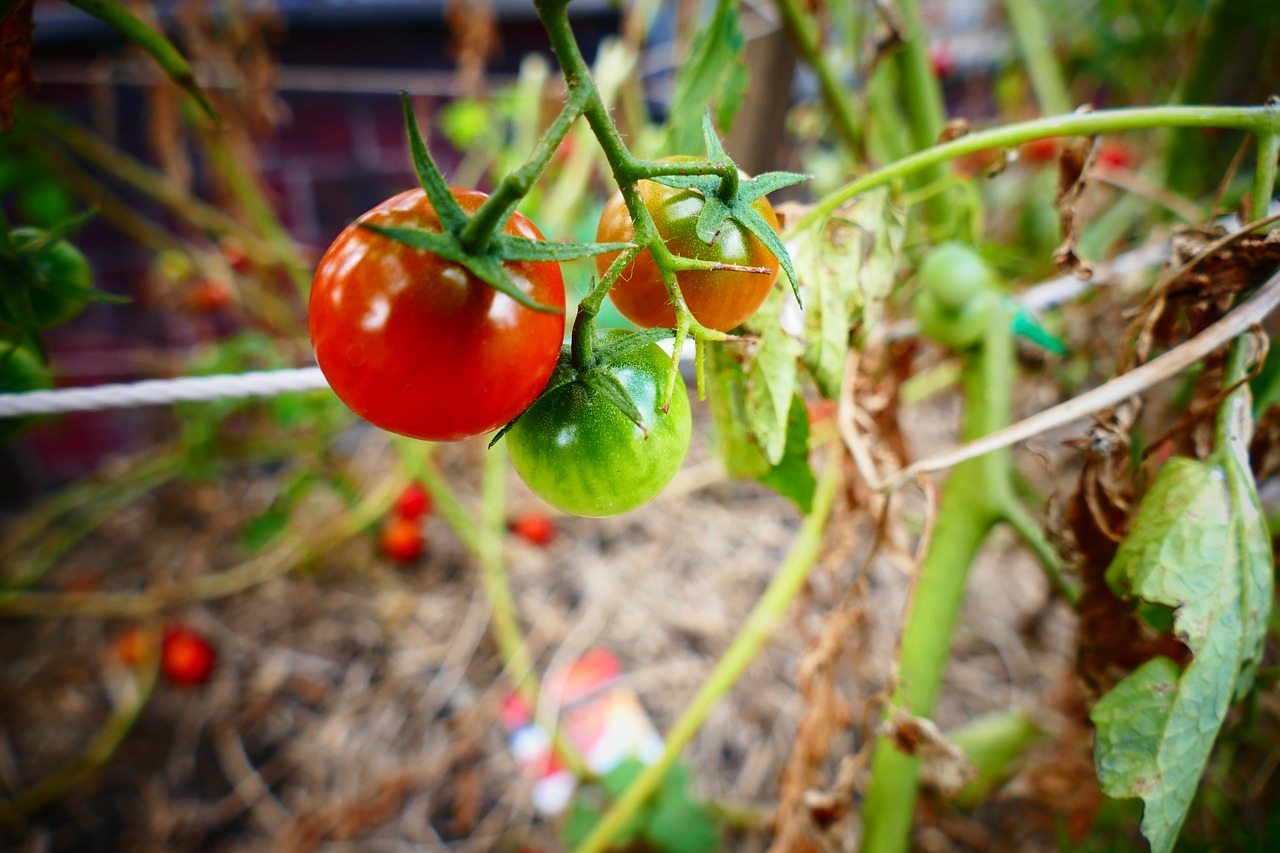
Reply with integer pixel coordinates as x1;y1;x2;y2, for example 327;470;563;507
395;480;432;520
309;188;566;442
507;331;692;517
1021;137;1059;165
380;516;425;563
161;625;217;686
595;157;780;332
114;625;156;666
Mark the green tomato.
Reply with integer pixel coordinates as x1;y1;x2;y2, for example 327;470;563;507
913;288;994;351
507;332;692;517
918;242;992;312
9;228;96;328
0;344;52;444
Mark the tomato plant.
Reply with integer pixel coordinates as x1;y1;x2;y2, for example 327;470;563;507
595;158;781;332
506;332;692;517
160;625;217;686
309;188;566;442
380;516;425;563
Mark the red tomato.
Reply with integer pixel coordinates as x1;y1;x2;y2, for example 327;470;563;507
1022;137;1059;165
595;157;781;332
380;516;425;563
161;625;217;686
1097;140;1134;170
510;510;556;546
309;188;566;441
395;480;432;520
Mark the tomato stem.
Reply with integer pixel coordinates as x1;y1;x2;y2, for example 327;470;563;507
459;87;589;253
791;102;1280;236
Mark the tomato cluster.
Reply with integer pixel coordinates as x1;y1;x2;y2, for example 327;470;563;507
309;151;785;516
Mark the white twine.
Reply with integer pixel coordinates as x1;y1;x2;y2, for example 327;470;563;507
0;367;331;418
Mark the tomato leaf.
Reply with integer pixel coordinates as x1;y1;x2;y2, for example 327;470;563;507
1092;393;1272;853
706;341;772;480
494;234;634;262
743;285;802;465
644;762;722;853
664;0;747;155
793;188;904;398
398;93;468;235
754;395;816;514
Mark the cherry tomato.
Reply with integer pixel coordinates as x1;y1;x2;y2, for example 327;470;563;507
380;516;425;563
510;510;556;546
595;157;780;332
309;188;566;442
189;279;234;313
10;227;95;328
1021;137;1059;165
507;332;692;517
161;625;217;686
0;343;53;444
1097;140;1134;170
395;479;432;520
928;43;956;79
913;243;996;351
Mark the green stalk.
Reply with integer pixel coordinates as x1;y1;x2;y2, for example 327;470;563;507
861;305;1016;853
405;439;590;780
0;628;160;823
1000;0;1072;116
202;129;312;294
889;0;950;226
1249;130;1279;225
791;103;1280;234
459;89;589;252
572;454;841;853
774;0;861;153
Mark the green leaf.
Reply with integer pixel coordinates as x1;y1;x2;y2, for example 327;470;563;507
63;0;217;121
743;286;802;465
706;341;772;480
665;0;747;155
794;187;904;399
645;762;721;853
755;395;816;513
1093;425;1272;853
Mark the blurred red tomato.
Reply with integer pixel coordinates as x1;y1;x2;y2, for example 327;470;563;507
380;516;425;563
510;511;556;547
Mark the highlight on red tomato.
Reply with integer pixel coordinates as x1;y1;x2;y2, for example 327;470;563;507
395;480;432;520
161;625;217;686
510;510;557;546
309;187;566;442
507;331;692;518
595;157;780;332
380;516;426;563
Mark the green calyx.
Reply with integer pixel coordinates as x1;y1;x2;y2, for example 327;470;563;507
650;112;808;304
489;327;677;448
368;94;634;314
